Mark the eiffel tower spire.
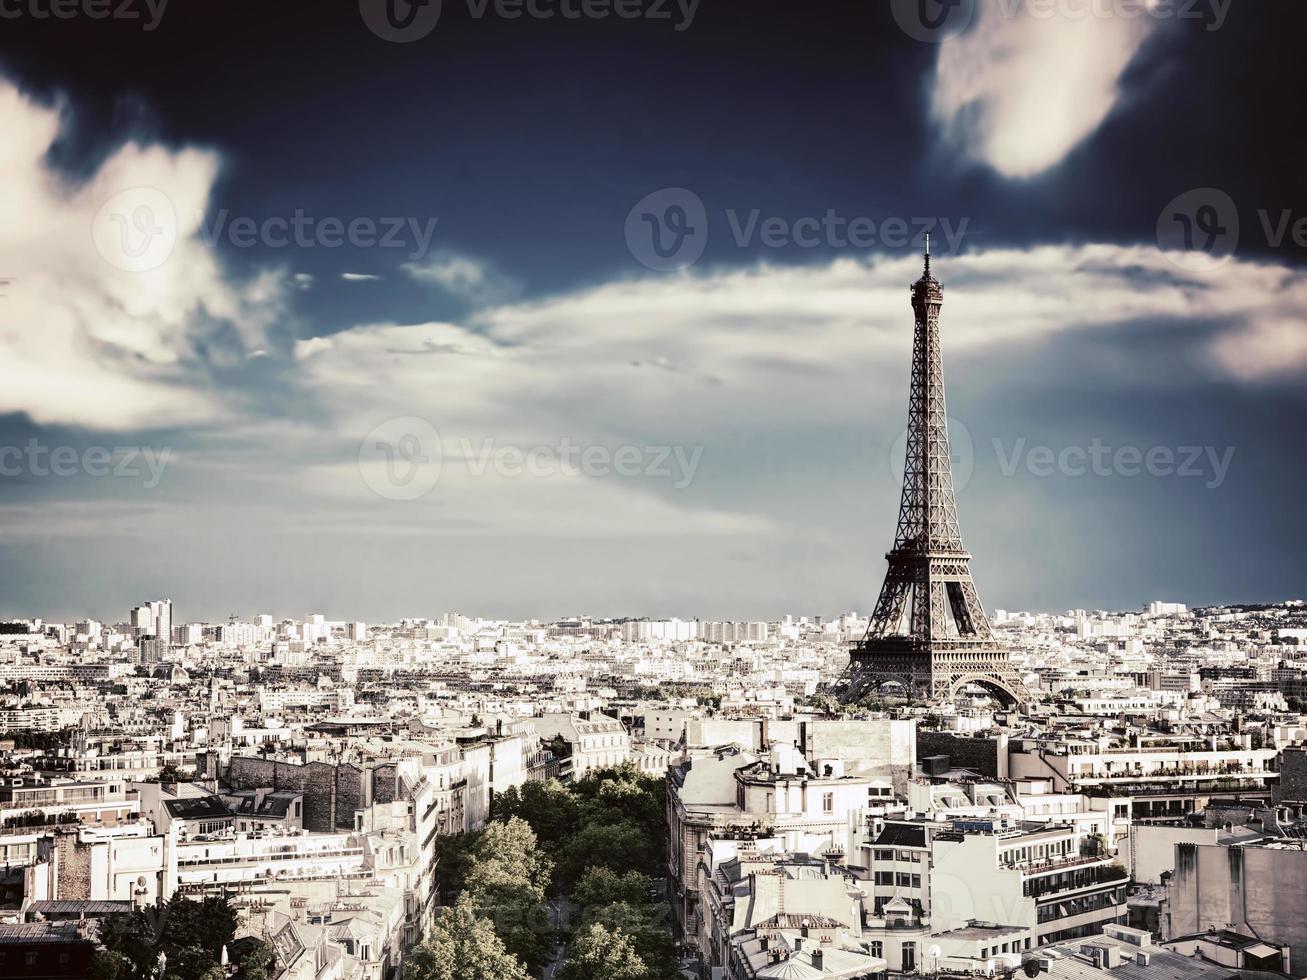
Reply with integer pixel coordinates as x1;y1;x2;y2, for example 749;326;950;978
838;247;1026;706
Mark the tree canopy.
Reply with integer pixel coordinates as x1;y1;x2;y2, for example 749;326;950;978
403;900;531;980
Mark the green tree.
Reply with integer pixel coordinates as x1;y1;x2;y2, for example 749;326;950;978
88;950;132;980
582;902;676;980
234;939;277;980
463;818;554;973
492;780;579;849
559;820;651;887
572;766;667;866
467;818;553;896
153;764;197;783
402;900;530;980
97;896;239;980
437;831;482;898
573;867;652;909
157;894;239;961
559;924;649;980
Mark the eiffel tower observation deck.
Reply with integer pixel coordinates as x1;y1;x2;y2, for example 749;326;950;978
839;240;1027;707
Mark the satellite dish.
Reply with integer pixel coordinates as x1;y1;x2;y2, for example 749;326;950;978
1024;960;1042;978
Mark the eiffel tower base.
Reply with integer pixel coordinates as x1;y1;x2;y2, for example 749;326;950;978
834;641;1027;708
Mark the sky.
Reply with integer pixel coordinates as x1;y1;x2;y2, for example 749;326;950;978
0;0;1304;624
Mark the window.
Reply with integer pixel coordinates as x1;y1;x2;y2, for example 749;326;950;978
896;873;911;887
869;941;883;958
902;942;916;971
874;871;894;886
874;849;894;862
822;792;834;813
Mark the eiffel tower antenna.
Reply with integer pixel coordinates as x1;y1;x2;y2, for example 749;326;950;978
836;249;1027;707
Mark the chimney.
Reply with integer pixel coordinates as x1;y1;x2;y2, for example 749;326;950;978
811;948;824;971
794;938;803;953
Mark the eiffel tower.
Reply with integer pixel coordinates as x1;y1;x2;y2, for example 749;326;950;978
839;240;1027;706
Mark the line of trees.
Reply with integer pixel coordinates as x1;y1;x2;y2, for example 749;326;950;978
404;764;675;980
90;895;273;980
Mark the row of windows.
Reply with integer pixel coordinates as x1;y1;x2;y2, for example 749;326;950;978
1036;888;1125;923
980;937;1032;958
872;872;922;888
873;849;922;863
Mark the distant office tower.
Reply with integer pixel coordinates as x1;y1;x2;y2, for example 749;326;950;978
132;599;172;639
1147;600;1187;616
346;621;368;641
305;613;326;643
839;243;1026;706
173;623;202;646
137;636;167;665
129;605;154;635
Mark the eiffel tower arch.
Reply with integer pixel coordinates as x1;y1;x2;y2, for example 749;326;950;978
837;241;1028;708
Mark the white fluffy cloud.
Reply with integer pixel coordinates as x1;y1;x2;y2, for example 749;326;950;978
299;245;1306;440
278;244;1305;543
402;250;519;306
0;79;289;430
932;0;1158;178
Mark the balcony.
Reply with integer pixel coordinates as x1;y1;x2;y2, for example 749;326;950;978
1023;864;1127;900
1005;854;1107;876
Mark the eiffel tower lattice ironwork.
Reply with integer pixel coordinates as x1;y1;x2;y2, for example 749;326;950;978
838;240;1027;706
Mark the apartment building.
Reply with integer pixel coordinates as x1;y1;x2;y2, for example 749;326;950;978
1009;731;1279;820
668;743;879;947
